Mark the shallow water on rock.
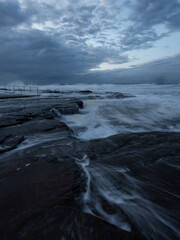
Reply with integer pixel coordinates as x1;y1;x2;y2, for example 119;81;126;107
75;154;180;240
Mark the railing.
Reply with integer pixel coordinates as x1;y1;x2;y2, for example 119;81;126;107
0;85;39;95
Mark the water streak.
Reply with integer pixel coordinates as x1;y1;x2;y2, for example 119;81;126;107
75;154;180;240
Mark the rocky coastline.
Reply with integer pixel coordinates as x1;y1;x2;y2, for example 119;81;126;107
0;94;179;240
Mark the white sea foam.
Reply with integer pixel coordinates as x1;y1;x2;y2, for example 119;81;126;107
62;84;180;140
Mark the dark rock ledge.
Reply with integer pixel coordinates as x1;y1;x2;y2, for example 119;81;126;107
0;96;142;240
0;96;179;240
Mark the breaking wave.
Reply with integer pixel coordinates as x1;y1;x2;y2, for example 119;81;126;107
63;84;180;140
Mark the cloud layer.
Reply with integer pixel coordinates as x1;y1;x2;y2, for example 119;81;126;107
0;0;180;84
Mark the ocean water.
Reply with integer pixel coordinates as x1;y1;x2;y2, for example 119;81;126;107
41;83;180;140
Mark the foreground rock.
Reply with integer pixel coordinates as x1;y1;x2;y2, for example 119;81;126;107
0;96;179;240
0;161;139;240
76;132;180;239
0;96;142;240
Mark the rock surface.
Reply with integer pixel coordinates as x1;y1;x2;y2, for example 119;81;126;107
0;96;179;240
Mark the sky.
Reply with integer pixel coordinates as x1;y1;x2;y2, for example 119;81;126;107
0;0;180;84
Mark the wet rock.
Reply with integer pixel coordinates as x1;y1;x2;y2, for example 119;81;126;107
79;90;93;94
0;96;179;240
16;207;141;240
0;135;24;153
55;104;79;115
42;90;61;93
69;99;83;108
105;92;133;99
76;132;180;239
0;162;75;239
0;95;35;99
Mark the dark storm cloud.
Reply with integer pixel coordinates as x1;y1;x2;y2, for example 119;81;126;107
0;0;26;27
0;27;128;84
0;0;179;84
0;0;129;84
59;2;117;40
128;0;180;31
121;0;180;50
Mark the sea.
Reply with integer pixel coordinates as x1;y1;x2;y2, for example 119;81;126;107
38;83;180;140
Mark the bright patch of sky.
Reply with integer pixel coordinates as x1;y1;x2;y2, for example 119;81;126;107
91;31;180;71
